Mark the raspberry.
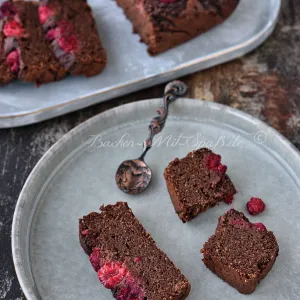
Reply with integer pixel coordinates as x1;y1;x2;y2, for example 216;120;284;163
230;219;251;229
205;154;227;174
81;229;89;235
134;257;141;263
0;1;16;17
116;276;144;300
246;197;266;216
58;35;78;53
6;50;19;73
224;194;234;205
98;261;128;289
56;20;73;35
3;20;24;37
89;248;103;272
46;28;59;41
253;223;267;231
38;5;55;24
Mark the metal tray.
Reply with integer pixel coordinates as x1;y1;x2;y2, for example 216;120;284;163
0;0;280;128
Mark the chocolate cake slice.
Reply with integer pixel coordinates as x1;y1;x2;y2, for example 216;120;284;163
1;0;67;84
116;0;240;55
79;202;191;300
0;1;18;84
201;209;279;294
38;0;107;77
164;148;236;222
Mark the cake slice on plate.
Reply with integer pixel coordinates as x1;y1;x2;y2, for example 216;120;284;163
38;0;107;77
164;148;236;222
116;0;240;55
79;202;191;299
201;209;279;294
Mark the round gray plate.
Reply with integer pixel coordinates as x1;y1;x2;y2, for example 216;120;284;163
12;99;300;300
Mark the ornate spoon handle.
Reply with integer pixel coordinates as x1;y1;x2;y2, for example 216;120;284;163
139;80;187;160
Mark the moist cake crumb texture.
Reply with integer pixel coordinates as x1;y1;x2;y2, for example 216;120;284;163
201;209;279;294
164;148;237;222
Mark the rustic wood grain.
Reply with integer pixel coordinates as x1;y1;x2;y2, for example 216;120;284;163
0;0;299;298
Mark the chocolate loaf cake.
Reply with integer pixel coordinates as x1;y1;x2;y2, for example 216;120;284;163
1;0;67;84
0;1;18;84
116;0;240;55
79;202;191;299
201;209;279;294
164;148;236;222
38;0;107;77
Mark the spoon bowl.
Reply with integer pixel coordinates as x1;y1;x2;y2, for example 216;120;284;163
115;159;152;194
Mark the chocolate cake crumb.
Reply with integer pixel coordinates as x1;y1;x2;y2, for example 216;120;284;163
164;148;236;222
201;209;279;294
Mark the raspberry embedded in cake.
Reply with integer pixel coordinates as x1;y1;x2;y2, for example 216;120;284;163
201;209;279;294
38;5;55;24
205;153;228;174
89;248;103;271
98;261;129;289
164;148;236;222
6;50;20;73
247;197;266;215
3;20;24;37
0;1;16;17
58;34;78;53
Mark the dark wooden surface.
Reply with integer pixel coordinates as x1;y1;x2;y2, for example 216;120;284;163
0;1;299;299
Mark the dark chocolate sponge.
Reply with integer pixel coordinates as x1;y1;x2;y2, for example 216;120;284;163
201;209;279;294
164;148;236;222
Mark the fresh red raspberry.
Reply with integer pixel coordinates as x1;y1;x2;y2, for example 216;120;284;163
3;20;24;37
224;194;234;205
89;248;103;272
0;1;16;17
253;222;267;231
246;197;266;215
6;50;19;73
58;35;78;53
38;5;55;24
205;153;227;174
98;262;128;289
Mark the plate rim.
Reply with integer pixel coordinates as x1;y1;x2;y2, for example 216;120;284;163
1;0;281;128
12;97;300;300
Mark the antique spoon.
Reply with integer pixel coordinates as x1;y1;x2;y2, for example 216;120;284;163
115;80;187;194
